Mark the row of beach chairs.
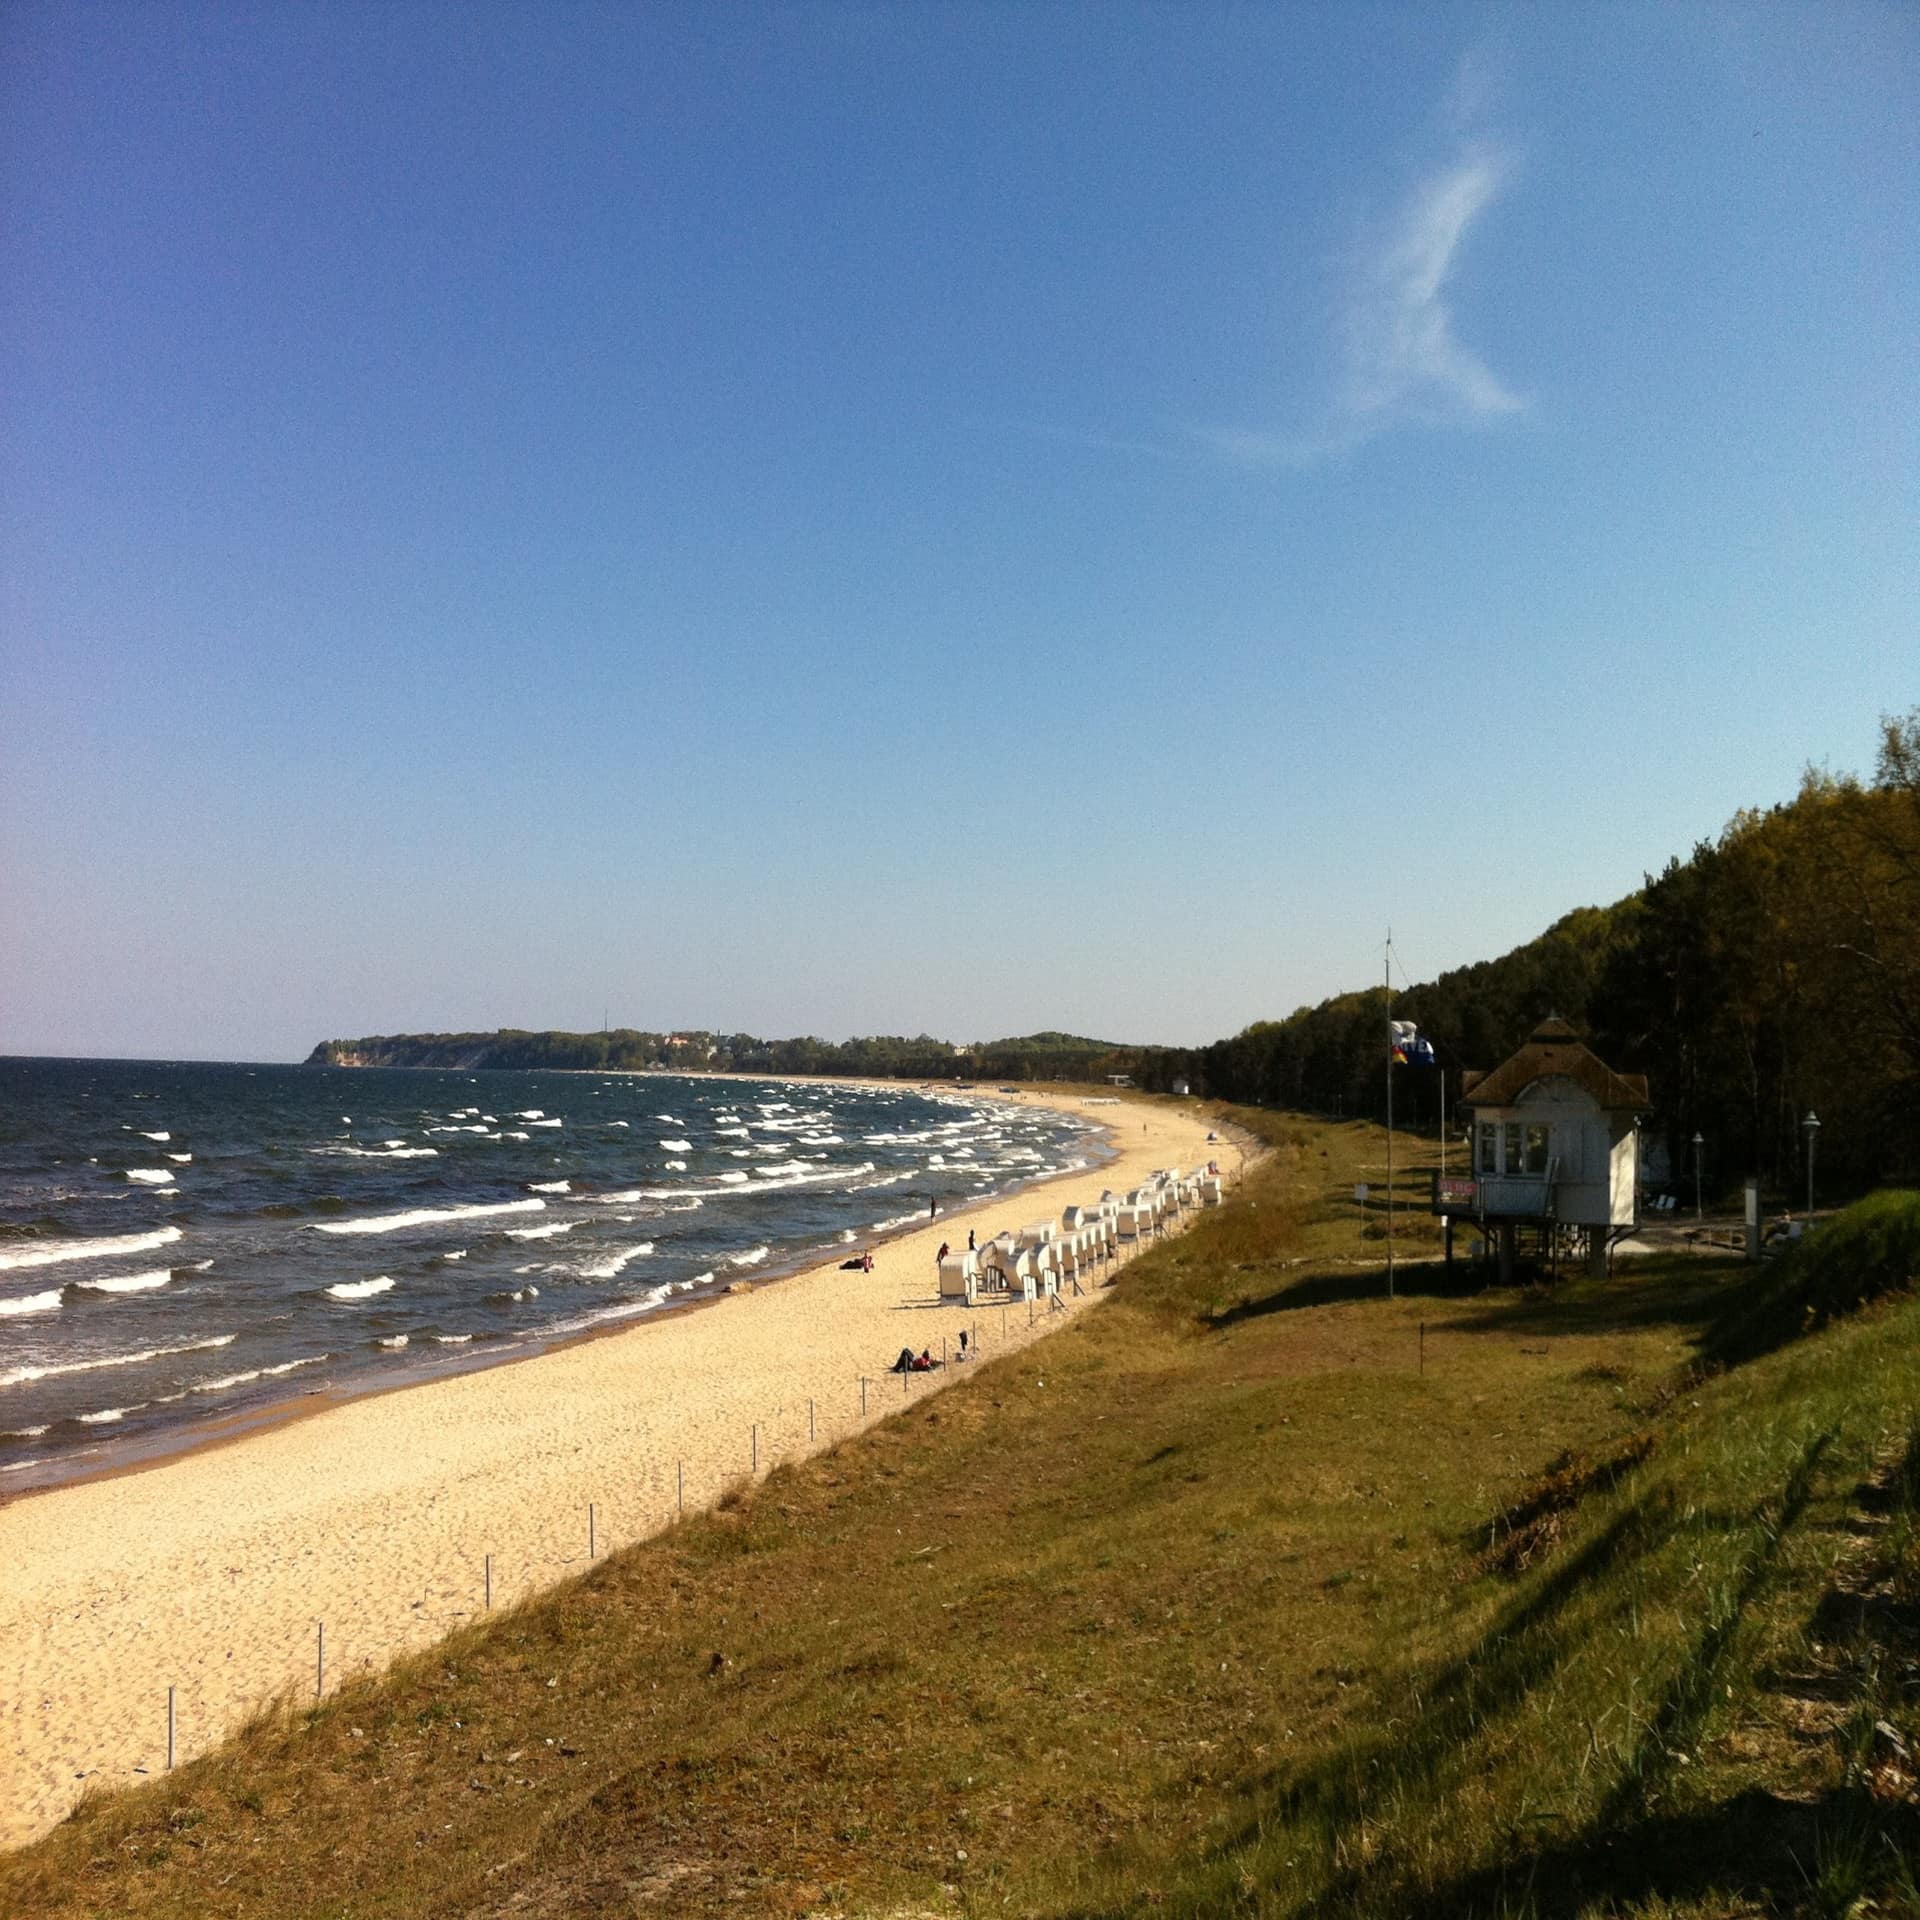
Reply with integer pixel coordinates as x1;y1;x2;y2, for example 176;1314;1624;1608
936;1163;1226;1306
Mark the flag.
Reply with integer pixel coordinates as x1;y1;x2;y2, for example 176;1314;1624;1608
1389;1021;1435;1066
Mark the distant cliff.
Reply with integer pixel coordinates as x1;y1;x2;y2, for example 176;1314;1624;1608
303;1028;1147;1081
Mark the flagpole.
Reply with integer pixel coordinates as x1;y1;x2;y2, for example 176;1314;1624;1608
1386;933;1395;1300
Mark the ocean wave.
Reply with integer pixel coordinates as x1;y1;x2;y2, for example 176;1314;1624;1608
505;1220;579;1239
311;1145;439;1159
579;1241;655;1281
125;1168;174;1185
692;1270;716;1286
871;1211;925;1233
623;1162;878;1202
728;1246;769;1268
434;1333;473;1344
167;1152;193;1163
714;1126;750;1138
427;1124;490;1134
0;1290;63;1317
607;1120;629;1128
74;1269;174;1294
514;1110;545;1120
655;1113;682;1124
312;1200;545;1236
664;1160;686;1170
376;1335;409;1349
193;1356;325;1394
659;1138;691;1152
0;1333;236;1390
325;1276;396;1301
78;1405;138;1424
529;1117;563;1128
139;1130;170;1142
3;1425;50;1439
527;1180;571;1194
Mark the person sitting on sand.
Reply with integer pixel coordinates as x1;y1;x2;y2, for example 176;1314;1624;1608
910;1348;936;1371
892;1346;916;1373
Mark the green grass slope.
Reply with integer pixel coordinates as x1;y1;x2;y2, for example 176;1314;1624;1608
2;1121;1913;1919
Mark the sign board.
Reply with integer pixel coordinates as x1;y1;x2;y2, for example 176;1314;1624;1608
1353;1183;1369;1204
1434;1174;1478;1211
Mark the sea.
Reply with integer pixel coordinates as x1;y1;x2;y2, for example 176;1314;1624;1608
0;1059;1105;1494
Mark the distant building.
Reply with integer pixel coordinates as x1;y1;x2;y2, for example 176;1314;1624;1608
1433;1018;1648;1280
1171;1079;1191;1097
1107;1074;1133;1088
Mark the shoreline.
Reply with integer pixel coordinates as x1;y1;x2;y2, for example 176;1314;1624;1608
0;1073;1111;1506
0;1086;1227;1851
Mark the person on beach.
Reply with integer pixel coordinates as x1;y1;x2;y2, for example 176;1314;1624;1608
936;1240;950;1268
929;1196;938;1218
959;1328;970;1360
863;1250;873;1272
967;1228;976;1252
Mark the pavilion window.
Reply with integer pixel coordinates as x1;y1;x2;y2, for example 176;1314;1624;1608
1504;1121;1523;1173
1525;1123;1551;1174
1478;1123;1497;1174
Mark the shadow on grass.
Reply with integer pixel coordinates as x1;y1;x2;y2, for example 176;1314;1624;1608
1398;1782;1918;1920
1423;1261;1740;1351
1204;1260;1484;1330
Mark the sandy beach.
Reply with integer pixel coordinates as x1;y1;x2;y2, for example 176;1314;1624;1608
0;1089;1228;1850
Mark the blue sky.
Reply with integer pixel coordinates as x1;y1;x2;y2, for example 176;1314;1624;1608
3;3;1914;1059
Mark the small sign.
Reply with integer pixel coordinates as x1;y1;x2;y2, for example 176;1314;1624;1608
1354;1183;1369;1204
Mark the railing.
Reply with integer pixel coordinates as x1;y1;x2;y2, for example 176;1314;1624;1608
1431;1163;1560;1218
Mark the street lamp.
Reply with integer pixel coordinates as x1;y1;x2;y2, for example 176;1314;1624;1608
1803;1111;1820;1218
1692;1131;1705;1222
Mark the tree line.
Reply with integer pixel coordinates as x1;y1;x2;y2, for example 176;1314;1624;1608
1138;710;1919;1200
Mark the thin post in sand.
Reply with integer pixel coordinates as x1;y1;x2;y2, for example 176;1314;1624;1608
752;1423;758;1473
588;1502;596;1560
315;1621;325;1702
861;1377;868;1416
809;1396;816;1441
484;1553;493;1611
677;1460;684;1516
166;1687;176;1770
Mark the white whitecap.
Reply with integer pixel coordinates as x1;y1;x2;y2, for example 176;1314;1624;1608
659;1139;691;1152
75;1269;173;1294
141;1130;170;1142
325;1276;396;1301
528;1180;571;1194
125;1168;174;1185
313;1200;545;1236
579;1241;655;1281
0;1290;65;1317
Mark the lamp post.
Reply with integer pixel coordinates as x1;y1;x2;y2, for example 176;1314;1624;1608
1803;1111;1820;1219
1692;1131;1704;1222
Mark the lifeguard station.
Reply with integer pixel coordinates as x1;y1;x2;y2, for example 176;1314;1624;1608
1432;1018;1648;1281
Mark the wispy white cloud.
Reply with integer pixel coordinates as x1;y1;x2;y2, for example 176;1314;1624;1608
1184;83;1525;469
1342;148;1524;430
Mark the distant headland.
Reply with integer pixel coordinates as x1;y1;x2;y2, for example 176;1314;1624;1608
303;1028;1152;1083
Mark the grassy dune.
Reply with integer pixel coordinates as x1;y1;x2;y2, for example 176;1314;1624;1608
2;1111;1914;1918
